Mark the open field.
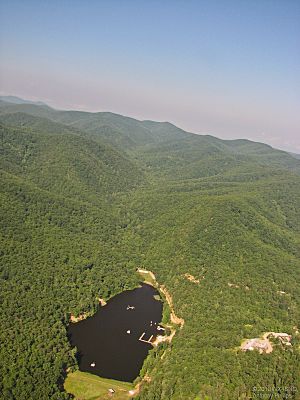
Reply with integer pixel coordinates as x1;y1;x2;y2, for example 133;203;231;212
64;371;134;400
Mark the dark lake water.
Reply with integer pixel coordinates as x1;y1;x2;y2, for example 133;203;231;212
68;283;163;382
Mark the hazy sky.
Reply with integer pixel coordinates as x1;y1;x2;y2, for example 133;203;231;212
0;0;299;152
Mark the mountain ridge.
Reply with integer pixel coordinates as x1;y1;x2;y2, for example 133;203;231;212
1;96;296;156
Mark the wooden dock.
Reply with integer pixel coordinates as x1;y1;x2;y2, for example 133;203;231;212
138;332;153;344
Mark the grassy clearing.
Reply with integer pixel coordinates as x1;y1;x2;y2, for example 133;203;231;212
137;270;157;287
64;371;133;400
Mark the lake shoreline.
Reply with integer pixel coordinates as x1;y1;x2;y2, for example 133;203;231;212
65;269;184;398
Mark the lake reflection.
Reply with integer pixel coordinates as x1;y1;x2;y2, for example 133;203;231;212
68;283;163;382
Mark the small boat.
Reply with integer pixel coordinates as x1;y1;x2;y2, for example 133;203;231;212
126;305;135;310
90;362;96;367
157;325;165;331
127;330;131;334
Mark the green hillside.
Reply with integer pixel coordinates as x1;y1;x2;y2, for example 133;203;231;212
0;101;186;149
121;177;300;399
0;103;299;399
1;100;299;178
0;121;144;202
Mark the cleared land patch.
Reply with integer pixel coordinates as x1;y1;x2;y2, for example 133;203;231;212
184;273;201;284
240;332;292;354
64;371;133;400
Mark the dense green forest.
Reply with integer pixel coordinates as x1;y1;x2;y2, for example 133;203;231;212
0;99;300;399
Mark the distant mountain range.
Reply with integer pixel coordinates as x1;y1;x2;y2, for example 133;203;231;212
0;95;48;107
289;152;300;159
2;95;299;158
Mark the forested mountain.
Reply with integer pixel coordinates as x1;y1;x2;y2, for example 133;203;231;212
0;122;144;202
0;101;299;400
0;101;186;149
1;99;299;176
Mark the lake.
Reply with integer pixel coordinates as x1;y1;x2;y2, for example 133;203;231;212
68;283;164;382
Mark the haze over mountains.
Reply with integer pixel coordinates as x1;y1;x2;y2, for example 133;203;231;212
0;96;300;399
0;95;298;158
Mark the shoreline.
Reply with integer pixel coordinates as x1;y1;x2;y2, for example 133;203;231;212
137;268;185;346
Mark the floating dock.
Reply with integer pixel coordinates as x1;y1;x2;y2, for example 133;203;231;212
139;332;154;344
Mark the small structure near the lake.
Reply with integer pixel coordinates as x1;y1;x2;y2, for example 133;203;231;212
241;338;271;354
241;331;292;354
157;325;165;331
98;297;107;306
266;332;292;345
108;388;115;395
